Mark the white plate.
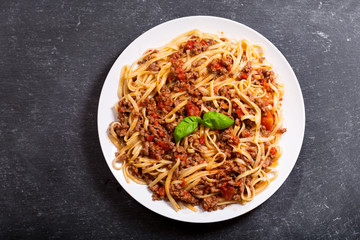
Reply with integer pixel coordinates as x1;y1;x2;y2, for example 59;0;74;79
97;16;305;223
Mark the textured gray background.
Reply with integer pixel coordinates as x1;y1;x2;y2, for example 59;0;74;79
1;0;360;239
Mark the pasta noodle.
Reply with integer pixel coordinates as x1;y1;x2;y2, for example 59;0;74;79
109;30;286;212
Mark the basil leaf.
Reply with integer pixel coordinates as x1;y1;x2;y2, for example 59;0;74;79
174;116;201;143
200;111;234;130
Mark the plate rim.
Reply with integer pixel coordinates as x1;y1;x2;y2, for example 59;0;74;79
97;15;306;223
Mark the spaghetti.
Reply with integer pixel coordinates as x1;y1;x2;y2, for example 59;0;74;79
109;30;286;212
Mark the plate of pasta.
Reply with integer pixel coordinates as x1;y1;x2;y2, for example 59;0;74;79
97;16;305;223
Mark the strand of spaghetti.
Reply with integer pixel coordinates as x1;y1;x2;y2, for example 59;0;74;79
254;143;262;167
112;155;125;170
204;176;218;182
149;170;169;187
184;179;201;191
194;193;217;199
205;129;221;153
142;163;170;173
232;85;261;124
270;112;284;136
164;113;176;123
217;200;243;206
265;167;278;181
179;163;207;179
242;185;255;201
156;62;171;93
125;94;139;112
124;165;146;184
252;175;270;195
163;100;188;120
138;81;157;104
121;163;129;183
206;152;226;170
170;91;187;99
165;159;181;211
182;203;198;212
229;42;243;76
184;170;220;184
118;66;128;98
235;165;261;182
209;81;218;108
142;108;149;131
130;144;142;162
118;135;140;156
194;73;217;88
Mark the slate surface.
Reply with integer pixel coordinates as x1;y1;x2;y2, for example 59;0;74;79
1;0;359;239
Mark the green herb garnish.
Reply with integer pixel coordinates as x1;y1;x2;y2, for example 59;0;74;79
173;112;234;143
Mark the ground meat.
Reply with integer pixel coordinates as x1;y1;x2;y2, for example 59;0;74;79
189;40;209;56
129;165;142;179
156;87;174;113
247;145;258;159
140;141;150;156
218;127;239;147
204;38;217;46
173;79;189;92
254;97;272;112
178;39;209;57
222;160;244;174
145;123;175;160
221;55;233;69
218;100;228;111
147;61;160;71
117;99;133;122
246;92;255;102
138;50;158;65
242;61;252;74
185;70;199;80
114;123;129;138
257;67;275;82
262;157;273;168
147;177;167;201
171;184;199;205
201;196;218;211
218;86;232;99
208;59;229;75
278;128;287;133
192;58;206;67
241;128;253;138
190;185;204;196
180;152;204;168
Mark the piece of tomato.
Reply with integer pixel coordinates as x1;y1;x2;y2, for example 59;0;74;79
199;136;205;145
232;136;240;145
146;135;155;142
186;40;195;49
158;186;166;196
213;61;221;70
157;141;170;151
240;72;248;79
186;101;200;116
236;108;244;118
220;184;236;201
261;111;274;130
270;147;277;155
181;179;186;187
158;130;165;137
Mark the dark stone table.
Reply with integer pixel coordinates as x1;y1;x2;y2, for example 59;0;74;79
1;0;359;239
